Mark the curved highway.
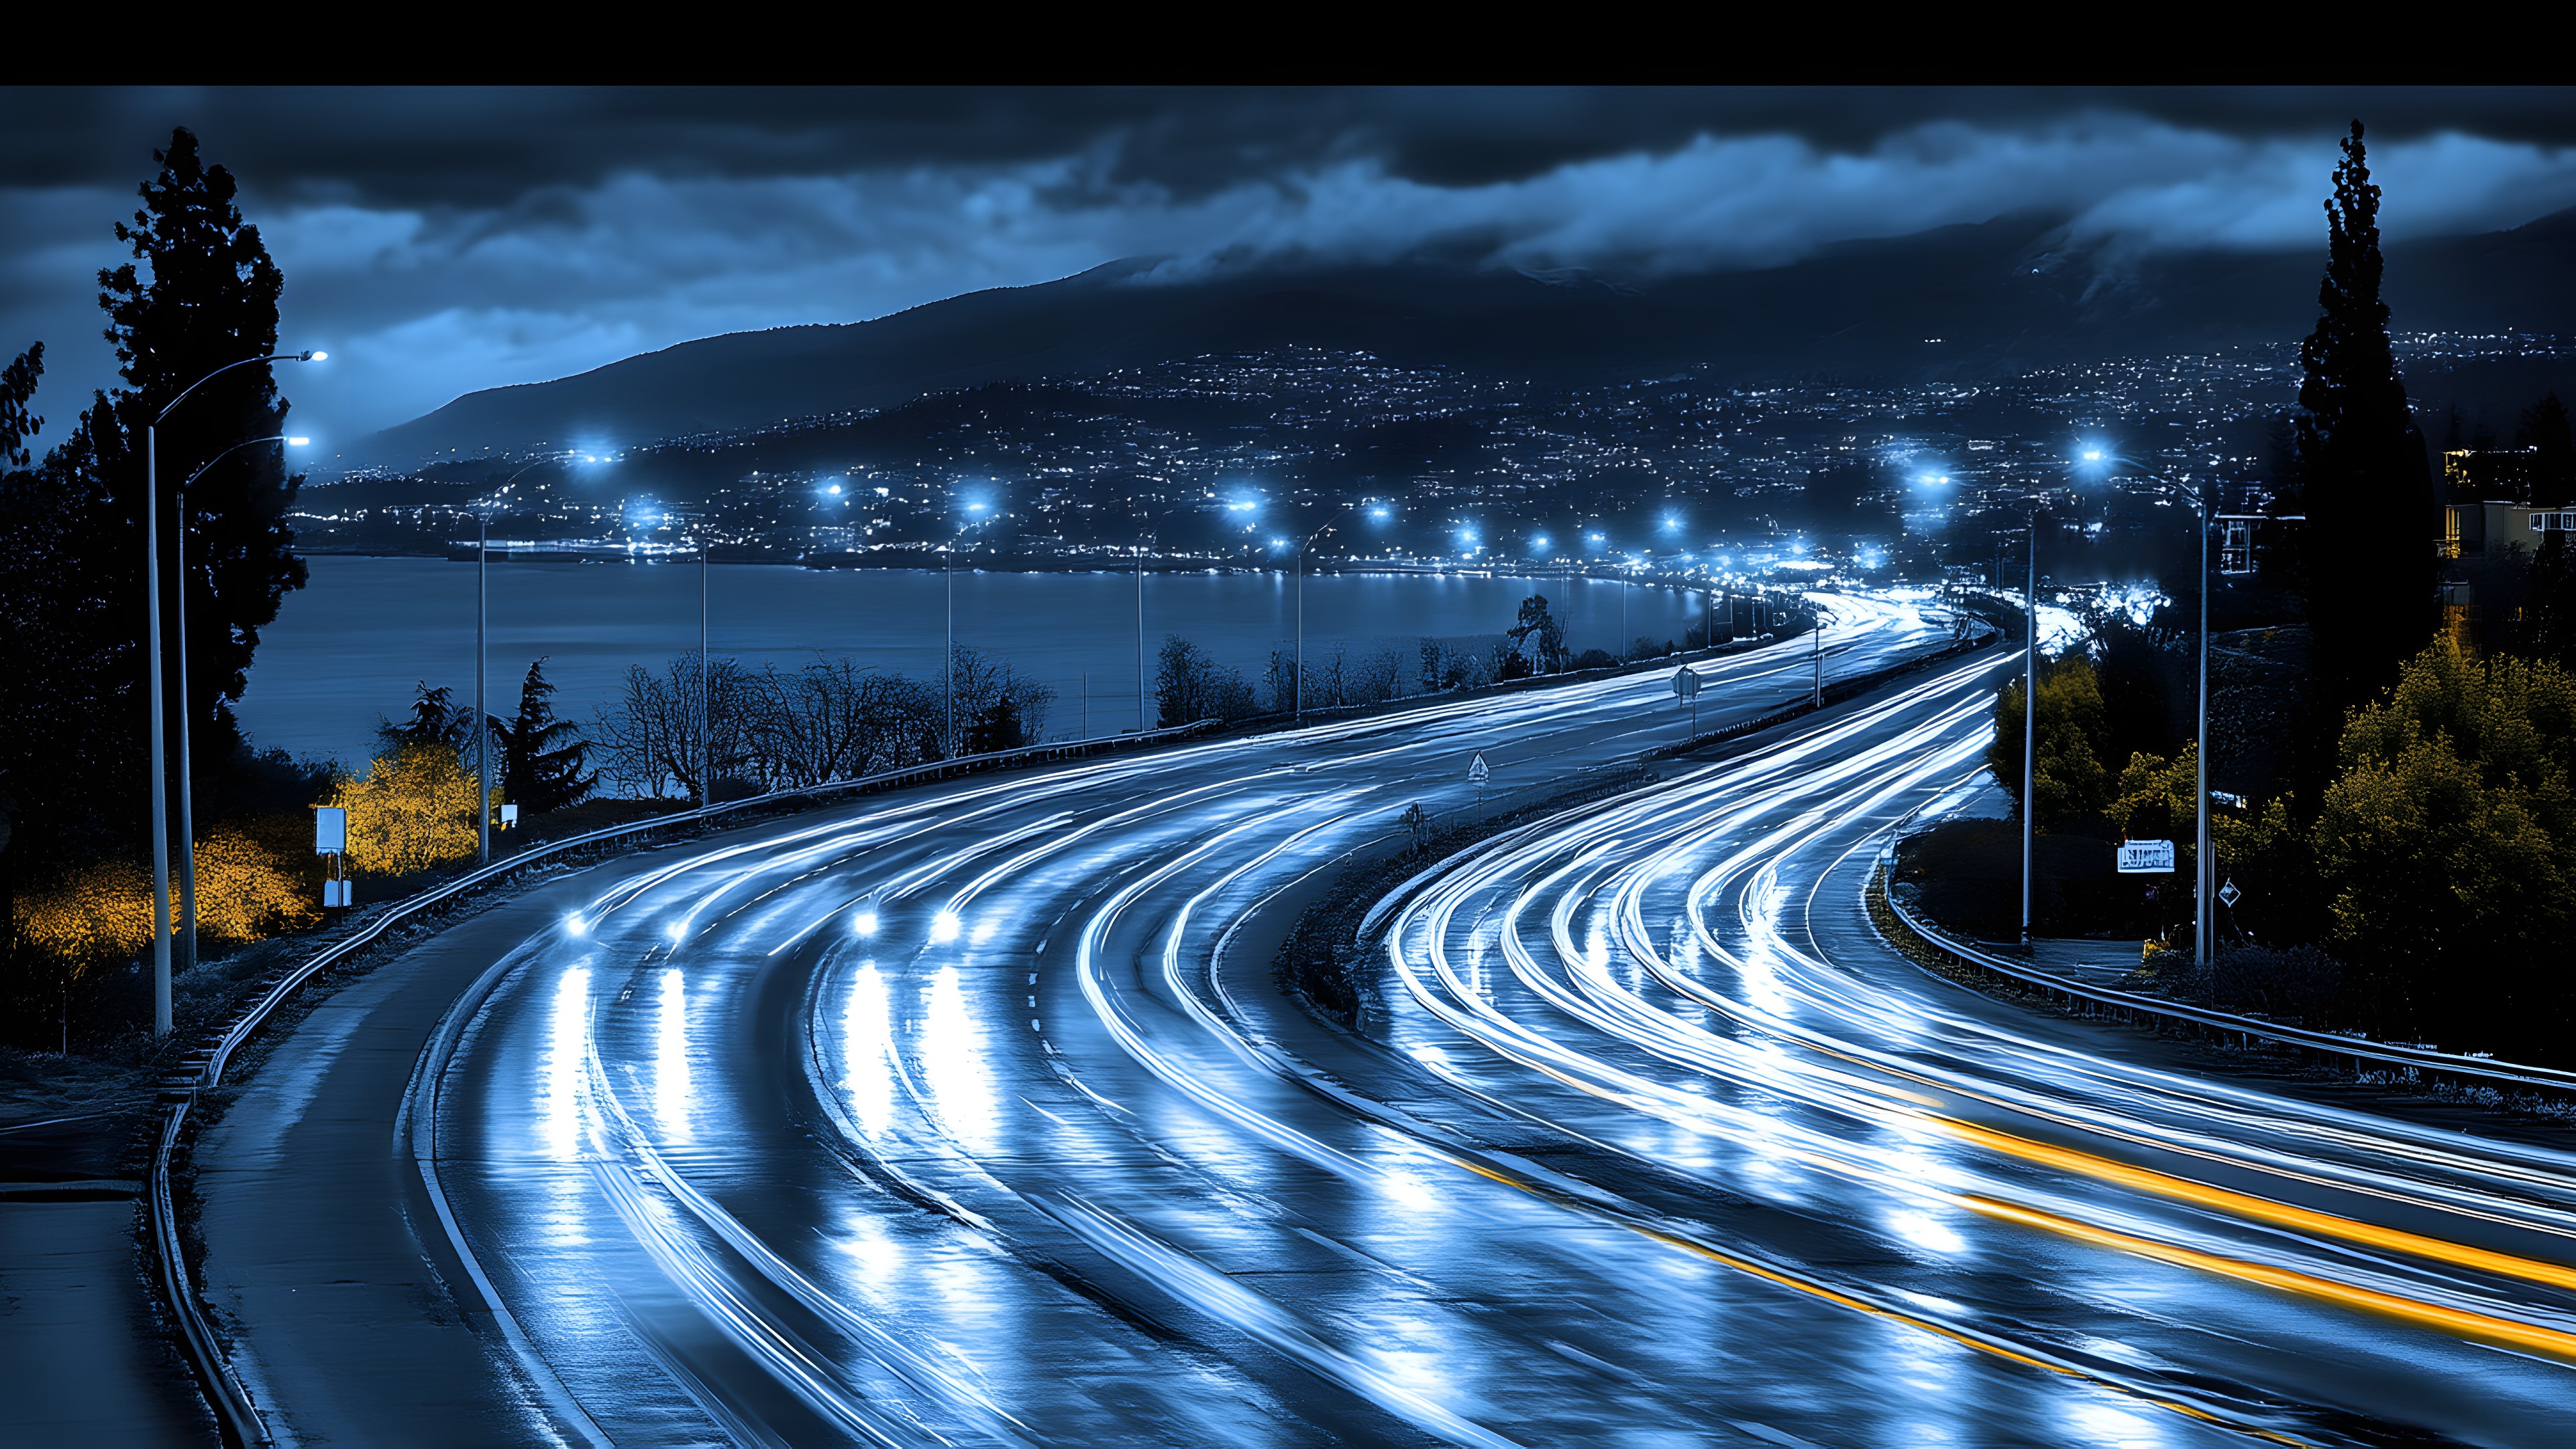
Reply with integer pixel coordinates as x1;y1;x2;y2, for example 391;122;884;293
197;596;2576;1447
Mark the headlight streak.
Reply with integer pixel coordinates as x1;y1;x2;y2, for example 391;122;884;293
1379;649;2576;1385
468;601;2171;1441
578;1011;1036;1446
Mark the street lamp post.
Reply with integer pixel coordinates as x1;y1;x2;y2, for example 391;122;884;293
173;435;307;971
2102;460;2216;968
2022;509;2037;947
144;350;322;1035
699;535;710;808
1293;502;1354;721
945;502;991;756
1135;529;1155;733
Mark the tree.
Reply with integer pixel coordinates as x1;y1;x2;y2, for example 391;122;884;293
2291;121;2436;729
945;644;1053;751
962;696;1024;755
2516;392;2574;508
2313;643;2576;1057
1987;655;2113;830
502;658;595;815
92;128;307;789
1507;594;1568;674
379;682;476;754
329;744;480;877
1157;635;1257;727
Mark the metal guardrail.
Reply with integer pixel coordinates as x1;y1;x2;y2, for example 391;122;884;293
1874;849;2576;1101
146;717;1218;1446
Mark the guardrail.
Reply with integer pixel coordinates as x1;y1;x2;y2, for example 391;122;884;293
146;717;1218;1446
1873;849;2576;1102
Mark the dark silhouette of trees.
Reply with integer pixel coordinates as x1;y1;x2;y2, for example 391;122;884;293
2516;393;2574;508
502;659;595;815
1507;594;1567;674
1157;635;1258;727
2290;122;2435;733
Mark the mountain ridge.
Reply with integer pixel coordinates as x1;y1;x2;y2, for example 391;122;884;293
344;208;2576;474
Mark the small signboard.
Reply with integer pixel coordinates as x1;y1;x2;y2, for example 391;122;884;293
1672;667;1703;700
500;802;520;828
2218;879;2241;908
1468;753;1490;785
2117;839;2176;874
314;806;346;855
322;879;353;908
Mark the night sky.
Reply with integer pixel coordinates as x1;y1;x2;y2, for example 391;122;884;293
5;85;2575;451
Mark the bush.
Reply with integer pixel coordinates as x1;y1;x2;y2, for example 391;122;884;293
2147;943;2344;1026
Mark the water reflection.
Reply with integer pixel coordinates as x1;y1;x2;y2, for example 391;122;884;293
653;967;693;1144
920;964;999;1152
541;965;592;1162
843;961;896;1139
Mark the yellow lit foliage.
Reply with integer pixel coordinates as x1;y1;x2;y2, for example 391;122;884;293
193;824;321;941
17;858;161;967
330;743;481;875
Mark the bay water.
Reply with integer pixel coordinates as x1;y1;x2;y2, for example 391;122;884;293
237;557;1713;767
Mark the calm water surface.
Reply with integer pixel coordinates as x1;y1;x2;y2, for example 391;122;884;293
238;557;1712;765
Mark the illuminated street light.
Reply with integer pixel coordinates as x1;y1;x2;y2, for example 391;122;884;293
947;496;998;755
146;349;326;1022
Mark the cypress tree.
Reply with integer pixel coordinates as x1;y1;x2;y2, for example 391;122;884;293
92;127;307;782
2292;121;2435;729
504;659;596;815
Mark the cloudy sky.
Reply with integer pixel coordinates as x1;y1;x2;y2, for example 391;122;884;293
5;86;2574;450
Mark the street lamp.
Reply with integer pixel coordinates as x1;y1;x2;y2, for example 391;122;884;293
144;349;323;1035
945;498;994;755
2083;447;2217;969
172;433;308;975
471;455;569;861
1293;501;1356;721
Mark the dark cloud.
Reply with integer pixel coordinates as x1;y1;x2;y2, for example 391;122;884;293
5;87;2573;453
9;86;2573;204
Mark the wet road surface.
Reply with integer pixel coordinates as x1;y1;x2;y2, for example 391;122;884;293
204;596;2576;1446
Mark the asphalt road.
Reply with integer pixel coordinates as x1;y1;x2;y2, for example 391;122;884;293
197;594;2576;1447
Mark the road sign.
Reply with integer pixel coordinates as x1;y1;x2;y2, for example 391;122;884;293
1671;667;1703;700
2116;839;2176;874
314;806;346;855
2218;878;2241;908
1468;753;1489;785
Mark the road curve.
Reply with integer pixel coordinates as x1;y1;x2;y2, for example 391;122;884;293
199;595;2576;1446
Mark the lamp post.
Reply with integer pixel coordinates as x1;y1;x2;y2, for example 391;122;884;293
1293;502;1354;721
172;433;309;973
2085;451;2216;968
469;456;560;855
144;350;323;1035
2022;506;2037;947
945;500;992;756
1134;526;1157;732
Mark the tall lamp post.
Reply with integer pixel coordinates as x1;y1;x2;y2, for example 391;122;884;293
945;500;993;756
2084;449;2217;967
2021;505;2037;947
172;433;309;973
1292;502;1355;721
470;455;564;857
144;349;323;1036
